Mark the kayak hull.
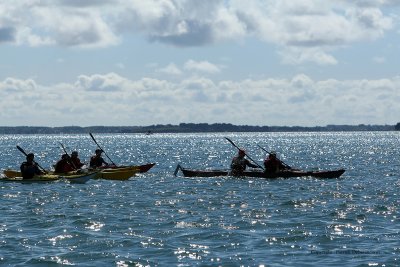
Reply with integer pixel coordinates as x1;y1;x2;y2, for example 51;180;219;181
138;163;156;173
97;163;155;173
90;163;156;180
0;174;60;183
175;165;345;179
61;171;98;184
3;163;155;180
2;171;97;184
93;169;137;180
3;169;22;178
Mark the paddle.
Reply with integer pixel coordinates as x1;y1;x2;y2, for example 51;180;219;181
89;133;117;166
224;137;264;170
173;164;182;176
257;144;292;169
58;142;78;170
16;145;47;173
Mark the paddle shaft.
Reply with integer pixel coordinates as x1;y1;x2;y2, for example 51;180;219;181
225;137;264;170
257;145;291;169
16;145;47;173
89;133;117;166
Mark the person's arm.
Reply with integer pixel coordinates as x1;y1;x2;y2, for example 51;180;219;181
34;164;43;174
54;161;62;173
77;159;84;168
230;158;236;169
263;159;268;169
89;156;96;168
102;158;109;166
20;163;26;173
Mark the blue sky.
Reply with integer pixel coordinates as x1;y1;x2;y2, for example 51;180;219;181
1;0;399;127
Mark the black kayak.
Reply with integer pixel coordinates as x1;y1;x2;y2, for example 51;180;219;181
174;164;345;179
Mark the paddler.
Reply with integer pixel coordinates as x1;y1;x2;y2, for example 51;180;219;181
70;151;84;169
230;149;260;176
263;151;288;173
54;154;74;173
89;149;109;168
20;153;43;179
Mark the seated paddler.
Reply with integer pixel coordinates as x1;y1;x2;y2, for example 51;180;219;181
20;153;43;179
230;149;260;175
54;154;74;173
70;151;84;169
89;149;109;168
263;151;288;173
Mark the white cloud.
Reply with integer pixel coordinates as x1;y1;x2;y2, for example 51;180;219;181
75;72;128;91
234;1;394;64
279;47;338;65
158;63;182;75
1;73;400;126
156;61;222;76
0;1;397;63
0;77;37;92
15;27;55;46
184;60;221;74
0;0;119;48
34;5;119;48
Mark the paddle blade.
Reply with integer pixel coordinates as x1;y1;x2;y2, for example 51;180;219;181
16;145;28;156
173;164;181;176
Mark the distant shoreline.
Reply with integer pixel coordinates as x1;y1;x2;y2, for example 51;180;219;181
0;123;399;134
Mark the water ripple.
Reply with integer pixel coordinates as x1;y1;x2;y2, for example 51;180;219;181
1;132;399;266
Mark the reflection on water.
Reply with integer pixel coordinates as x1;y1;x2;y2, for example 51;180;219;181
0;132;399;266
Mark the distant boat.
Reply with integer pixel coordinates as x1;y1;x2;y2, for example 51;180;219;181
145;130;153;135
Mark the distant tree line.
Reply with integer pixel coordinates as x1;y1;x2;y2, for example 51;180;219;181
0;123;398;134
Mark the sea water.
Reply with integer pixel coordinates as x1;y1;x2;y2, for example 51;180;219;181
0;132;399;266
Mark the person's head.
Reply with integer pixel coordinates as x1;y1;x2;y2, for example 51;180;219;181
61;154;69;160
269;151;277;158
71;151;78;157
26;153;34;161
238;149;246;157
95;149;103;155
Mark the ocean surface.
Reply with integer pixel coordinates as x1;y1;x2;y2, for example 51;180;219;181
0;132;399;266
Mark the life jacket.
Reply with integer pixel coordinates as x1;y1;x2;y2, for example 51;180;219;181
264;157;283;173
20;161;41;179
70;157;84;169
231;156;248;175
54;160;74;173
90;156;107;168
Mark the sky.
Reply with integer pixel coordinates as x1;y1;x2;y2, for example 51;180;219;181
1;0;400;127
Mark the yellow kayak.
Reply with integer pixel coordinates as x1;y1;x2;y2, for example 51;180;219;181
94;165;139;172
3;169;24;178
2;170;97;184
4;166;139;181
93;169;137;180
0;174;60;183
